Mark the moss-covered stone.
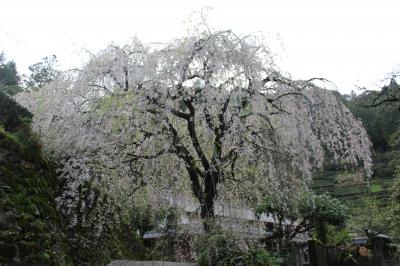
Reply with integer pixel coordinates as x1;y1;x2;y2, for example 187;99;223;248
0;140;71;265
1;97;147;265
0;97;72;265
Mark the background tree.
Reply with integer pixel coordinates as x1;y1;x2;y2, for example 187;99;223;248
256;192;348;249
389;168;400;243
343;84;400;181
24;54;59;89
349;196;392;240
0;90;32;132
366;77;400;110
345;78;400;244
16;27;372;233
0;52;22;95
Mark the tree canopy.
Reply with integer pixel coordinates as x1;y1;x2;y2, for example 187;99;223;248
343;80;400;181
24;54;59;89
0;52;22;95
16;27;372;233
366;77;400;110
256;192;348;248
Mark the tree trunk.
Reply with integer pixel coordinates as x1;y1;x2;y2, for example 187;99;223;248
316;222;328;244
200;196;215;233
199;171;219;233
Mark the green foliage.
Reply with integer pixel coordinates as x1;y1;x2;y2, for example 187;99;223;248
344;89;400;179
0;122;71;265
366;78;400;111
311;169;370;206
241;248;282;266
388;169;400;243
344;90;400;152
0;52;19;86
301;193;348;244
257;193;349;227
343;83;400;243
65;218;147;265
145;208;183;261
325;225;352;247
256;192;348;245
196;234;280;266
388;128;400;172
0;84;23;96
391;168;400;204
24;54;59;89
197;250;209;266
128;204;157;238
317;86;400;237
0;97;147;265
370;184;383;193
57;180;150;264
348;196;391;239
0;52;23;96
300;193;349;226
0;90;32;132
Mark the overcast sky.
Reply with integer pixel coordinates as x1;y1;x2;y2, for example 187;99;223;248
1;0;399;93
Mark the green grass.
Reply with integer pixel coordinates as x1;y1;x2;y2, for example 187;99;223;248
370;184;384;193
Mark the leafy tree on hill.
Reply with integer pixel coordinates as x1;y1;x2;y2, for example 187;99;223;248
0;52;22;96
367;77;400;110
389;168;400;243
256;192;348;249
349;196;391;239
346;74;400;244
344;82;400;179
345;91;399;151
24;54;60;89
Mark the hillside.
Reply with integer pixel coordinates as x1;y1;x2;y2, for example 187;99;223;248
0;91;71;265
312;88;400;206
311;169;395;206
0;91;145;265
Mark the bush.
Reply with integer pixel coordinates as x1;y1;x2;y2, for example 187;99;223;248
325;225;351;248
237;248;281;266
0;90;32;132
196;234;280;266
0;85;23;96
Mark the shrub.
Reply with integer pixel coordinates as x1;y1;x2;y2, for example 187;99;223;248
242;248;281;266
196;233;280;266
0;90;32;132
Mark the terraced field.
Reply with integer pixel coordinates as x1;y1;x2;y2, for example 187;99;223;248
311;170;396;206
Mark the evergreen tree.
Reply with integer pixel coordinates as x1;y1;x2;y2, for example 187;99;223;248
0;52;22;95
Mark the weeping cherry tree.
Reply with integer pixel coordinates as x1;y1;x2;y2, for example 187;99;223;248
17;28;372;232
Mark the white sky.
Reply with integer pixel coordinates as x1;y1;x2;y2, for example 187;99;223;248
1;0;399;93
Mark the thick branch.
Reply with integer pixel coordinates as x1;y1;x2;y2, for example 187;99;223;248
185;99;211;172
166;116;204;201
